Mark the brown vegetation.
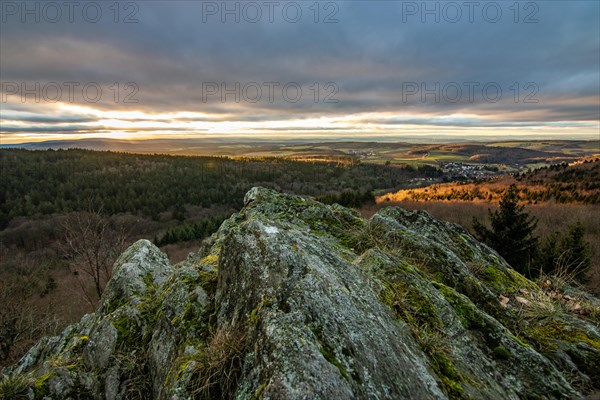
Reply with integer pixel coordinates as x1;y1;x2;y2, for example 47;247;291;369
59;208;128;305
0;250;93;368
378;159;600;204
189;327;247;400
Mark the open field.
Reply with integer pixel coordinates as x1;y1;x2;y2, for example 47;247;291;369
4;139;598;169
487;140;600;154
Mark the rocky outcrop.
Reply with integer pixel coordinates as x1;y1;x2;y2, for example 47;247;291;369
2;188;599;399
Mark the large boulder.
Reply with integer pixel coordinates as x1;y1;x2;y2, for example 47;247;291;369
2;188;599;399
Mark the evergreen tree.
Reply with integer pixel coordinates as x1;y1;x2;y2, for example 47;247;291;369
538;231;561;275
539;222;591;283
172;201;186;221
473;184;539;277
561;222;591;279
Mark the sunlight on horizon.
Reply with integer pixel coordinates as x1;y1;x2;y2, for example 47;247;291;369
2;101;599;144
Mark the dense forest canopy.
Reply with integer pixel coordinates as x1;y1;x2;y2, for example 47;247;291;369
0;149;440;230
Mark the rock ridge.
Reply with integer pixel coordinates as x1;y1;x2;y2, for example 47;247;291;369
2;187;599;400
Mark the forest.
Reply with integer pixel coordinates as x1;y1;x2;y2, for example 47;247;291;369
0;148;444;251
0;149;440;229
0;148;445;367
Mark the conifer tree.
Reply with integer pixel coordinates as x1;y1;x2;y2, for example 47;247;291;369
473;184;538;276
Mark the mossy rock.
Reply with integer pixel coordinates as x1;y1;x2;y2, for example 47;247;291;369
5;188;598;399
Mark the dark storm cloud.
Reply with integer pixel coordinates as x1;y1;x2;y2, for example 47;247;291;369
0;0;598;132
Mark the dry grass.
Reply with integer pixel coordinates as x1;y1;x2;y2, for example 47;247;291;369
189;327;247;400
411;323;450;359
111;351;152;400
537;252;589;292
518;291;564;321
345;218;403;253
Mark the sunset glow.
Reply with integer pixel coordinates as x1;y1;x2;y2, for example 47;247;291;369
1;1;599;144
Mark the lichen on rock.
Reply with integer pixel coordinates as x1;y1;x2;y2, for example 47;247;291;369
2;187;598;400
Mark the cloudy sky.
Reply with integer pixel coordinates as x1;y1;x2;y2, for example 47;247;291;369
1;0;599;143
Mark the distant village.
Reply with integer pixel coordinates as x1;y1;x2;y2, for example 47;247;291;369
437;162;499;180
348;148;501;181
347;150;377;158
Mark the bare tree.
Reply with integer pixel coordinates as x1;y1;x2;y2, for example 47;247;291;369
0;257;60;368
59;207;128;305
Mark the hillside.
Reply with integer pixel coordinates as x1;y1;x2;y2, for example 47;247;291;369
4;139;598;167
0;148;439;230
2;188;599;399
379;158;600;204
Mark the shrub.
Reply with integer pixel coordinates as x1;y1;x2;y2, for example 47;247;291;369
0;374;32;400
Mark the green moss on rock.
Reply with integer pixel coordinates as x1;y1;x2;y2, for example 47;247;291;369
6;188;598;399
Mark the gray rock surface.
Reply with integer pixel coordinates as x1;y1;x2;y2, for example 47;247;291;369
3;188;599;399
